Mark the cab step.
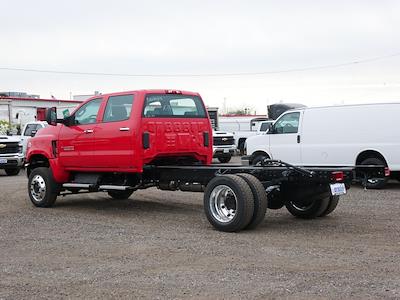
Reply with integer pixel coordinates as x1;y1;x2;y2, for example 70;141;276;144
98;185;132;191
62;183;94;189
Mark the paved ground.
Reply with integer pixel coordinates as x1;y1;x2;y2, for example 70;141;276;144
1;160;400;299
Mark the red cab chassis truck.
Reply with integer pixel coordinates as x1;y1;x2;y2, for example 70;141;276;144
25;90;381;232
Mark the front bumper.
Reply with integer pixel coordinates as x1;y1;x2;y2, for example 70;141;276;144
0;155;24;169
213;145;237;157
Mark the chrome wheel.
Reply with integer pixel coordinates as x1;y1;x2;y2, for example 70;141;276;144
30;174;46;202
209;185;238;223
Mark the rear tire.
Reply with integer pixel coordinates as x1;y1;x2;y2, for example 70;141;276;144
28;167;60;207
252;155;269;166
107;190;134;200
236;173;268;229
318;196;339;217
204;175;254;232
285;194;330;219
360;157;388;189
217;155;232;163
5;168;20;176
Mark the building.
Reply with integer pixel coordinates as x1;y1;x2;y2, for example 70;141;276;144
0;96;83;127
73;91;101;101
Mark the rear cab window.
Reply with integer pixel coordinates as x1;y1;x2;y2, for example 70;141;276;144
143;94;206;118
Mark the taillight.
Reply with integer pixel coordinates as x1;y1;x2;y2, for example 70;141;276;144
331;171;344;182
385;167;390;177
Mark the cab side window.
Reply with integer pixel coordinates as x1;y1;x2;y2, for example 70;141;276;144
103;95;134;122
273;112;300;134
74;98;102;125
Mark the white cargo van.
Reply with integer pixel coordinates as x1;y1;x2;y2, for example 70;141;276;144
245;103;399;188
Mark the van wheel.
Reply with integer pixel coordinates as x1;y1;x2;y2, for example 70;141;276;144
285;195;330;219
318;196;339;217
217;155;232;163
360;157;388;189
204;175;254;232
107;190;134;200
252;155;269;166
236;173;268;229
5;168;20;176
28;167;60;207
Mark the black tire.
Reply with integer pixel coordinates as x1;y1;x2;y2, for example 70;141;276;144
252;154;269;166
107;190;134;200
28;167;60;207
285;194;330;219
5;168;20;176
267;188;285;210
360;157;388;189
318;196;339;217
204;175;254;232
236;173;268;229
217;155;232;163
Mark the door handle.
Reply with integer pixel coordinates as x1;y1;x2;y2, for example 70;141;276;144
297;135;301;143
119;127;130;131
84;129;94;134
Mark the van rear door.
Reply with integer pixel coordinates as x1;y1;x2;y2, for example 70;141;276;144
268;111;302;164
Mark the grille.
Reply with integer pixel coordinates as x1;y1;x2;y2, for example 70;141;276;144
213;137;235;146
0;142;19;155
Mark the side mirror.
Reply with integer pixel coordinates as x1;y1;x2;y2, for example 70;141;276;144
46;107;57;126
30;130;37;137
267;123;275;134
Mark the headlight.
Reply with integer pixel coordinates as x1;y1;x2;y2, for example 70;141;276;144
18;143;23;154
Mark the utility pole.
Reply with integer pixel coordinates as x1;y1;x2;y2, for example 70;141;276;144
7;101;12;124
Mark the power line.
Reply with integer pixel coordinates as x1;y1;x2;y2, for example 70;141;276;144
1;52;400;78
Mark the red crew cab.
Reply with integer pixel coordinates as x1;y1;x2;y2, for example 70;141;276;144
27;90;212;183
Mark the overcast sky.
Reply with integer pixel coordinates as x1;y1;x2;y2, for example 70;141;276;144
1;0;400;113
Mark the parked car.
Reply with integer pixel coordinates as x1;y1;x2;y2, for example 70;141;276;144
244;103;398;189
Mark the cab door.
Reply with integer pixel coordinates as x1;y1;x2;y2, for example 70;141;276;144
58;98;103;168
92;94;135;169
267;111;302;165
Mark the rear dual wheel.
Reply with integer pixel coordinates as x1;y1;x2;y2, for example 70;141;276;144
203;174;267;232
285;195;339;219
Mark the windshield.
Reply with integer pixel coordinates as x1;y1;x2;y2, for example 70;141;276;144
143;94;206;118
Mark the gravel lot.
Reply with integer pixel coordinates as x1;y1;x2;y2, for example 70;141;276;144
1;159;400;299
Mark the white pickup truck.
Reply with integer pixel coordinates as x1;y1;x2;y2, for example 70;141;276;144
0;135;24;175
20;121;47;157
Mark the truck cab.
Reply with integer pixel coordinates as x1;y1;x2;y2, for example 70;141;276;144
26;90;212;184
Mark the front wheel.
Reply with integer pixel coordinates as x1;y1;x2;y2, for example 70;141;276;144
285;195;330;219
5;168;20;176
28;167;60;207
217;155;232;163
107;190;134;200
